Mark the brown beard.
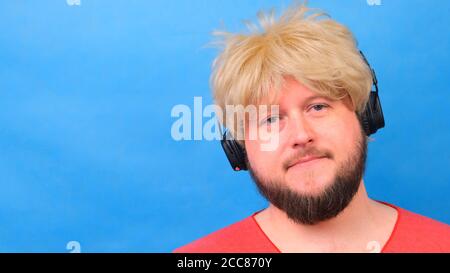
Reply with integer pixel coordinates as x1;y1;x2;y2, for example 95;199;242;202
248;128;368;225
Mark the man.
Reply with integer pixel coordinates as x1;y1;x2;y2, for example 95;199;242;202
174;3;450;253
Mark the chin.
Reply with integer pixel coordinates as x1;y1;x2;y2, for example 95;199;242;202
287;174;334;196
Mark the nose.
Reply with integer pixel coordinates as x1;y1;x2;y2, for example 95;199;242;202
288;114;314;148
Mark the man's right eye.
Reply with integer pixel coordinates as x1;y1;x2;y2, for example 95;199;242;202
261;116;280;125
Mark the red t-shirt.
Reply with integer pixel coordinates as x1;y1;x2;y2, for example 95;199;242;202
174;203;450;253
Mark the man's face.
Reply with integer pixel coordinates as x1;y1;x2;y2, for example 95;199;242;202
244;77;367;225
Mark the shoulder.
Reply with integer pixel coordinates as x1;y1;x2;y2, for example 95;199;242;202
384;204;450;253
173;212;278;253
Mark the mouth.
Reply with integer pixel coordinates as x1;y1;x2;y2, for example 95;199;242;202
288;156;327;169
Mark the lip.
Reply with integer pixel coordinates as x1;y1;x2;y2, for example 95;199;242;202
288;156;327;168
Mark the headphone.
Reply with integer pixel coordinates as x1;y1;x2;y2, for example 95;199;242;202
220;51;385;171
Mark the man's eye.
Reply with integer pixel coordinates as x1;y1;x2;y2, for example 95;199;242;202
261;116;279;125
310;104;329;112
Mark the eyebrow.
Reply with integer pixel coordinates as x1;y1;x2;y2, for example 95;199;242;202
303;95;333;105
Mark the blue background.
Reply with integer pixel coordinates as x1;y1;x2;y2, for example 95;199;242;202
0;0;449;252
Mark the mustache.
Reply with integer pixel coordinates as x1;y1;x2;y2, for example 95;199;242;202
282;147;333;170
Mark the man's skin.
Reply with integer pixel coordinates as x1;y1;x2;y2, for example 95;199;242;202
245;76;398;252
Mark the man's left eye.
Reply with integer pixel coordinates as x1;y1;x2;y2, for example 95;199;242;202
261;115;279;125
310;104;329;112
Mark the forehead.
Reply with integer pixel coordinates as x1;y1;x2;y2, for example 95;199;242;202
256;77;335;106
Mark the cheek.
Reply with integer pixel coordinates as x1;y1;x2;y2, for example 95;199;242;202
245;139;279;174
321;117;361;161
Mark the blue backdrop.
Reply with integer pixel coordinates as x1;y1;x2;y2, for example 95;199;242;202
0;0;449;252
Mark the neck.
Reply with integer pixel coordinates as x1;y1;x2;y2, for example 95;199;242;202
255;181;396;252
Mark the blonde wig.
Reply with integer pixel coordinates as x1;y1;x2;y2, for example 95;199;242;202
211;2;373;141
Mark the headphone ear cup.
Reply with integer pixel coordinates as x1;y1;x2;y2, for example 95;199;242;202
220;131;248;171
361;91;385;136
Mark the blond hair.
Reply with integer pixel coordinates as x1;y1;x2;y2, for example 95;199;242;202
210;2;373;141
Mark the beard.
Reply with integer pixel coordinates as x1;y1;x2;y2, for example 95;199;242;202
248;128;368;226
